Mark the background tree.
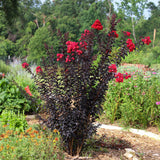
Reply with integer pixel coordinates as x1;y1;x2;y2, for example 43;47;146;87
116;0;148;42
0;0;19;25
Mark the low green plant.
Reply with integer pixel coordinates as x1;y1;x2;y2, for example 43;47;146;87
0;110;28;132
103;65;160;128
0;78;38;113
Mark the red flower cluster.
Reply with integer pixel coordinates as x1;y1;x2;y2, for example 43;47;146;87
108;64;117;73
22;62;29;68
91;19;103;30
65;41;84;62
25;86;32;96
108;30;119;38
142;36;151;45
57;53;64;61
126;39;135;52
114;72;131;83
66;41;79;53
115;73;123;83
36;66;43;74
123;31;131;37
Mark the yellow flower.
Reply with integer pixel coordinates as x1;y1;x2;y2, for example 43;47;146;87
29;133;35;138
33;130;39;134
26;127;32;133
0;146;4;151
54;137;59;141
19;139;22;141
4;135;8;138
53;129;58;133
6;145;10;149
11;146;14;150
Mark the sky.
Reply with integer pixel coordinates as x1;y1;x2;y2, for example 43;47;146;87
40;0;159;18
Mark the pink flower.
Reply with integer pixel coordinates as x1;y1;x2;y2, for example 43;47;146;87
77;50;83;55
108;64;117;73
115;73;123;83
66;55;71;63
57;53;64;61
156;102;160;105
71;57;75;61
22;62;29;68
25;86;32;96
91;19;103;30
36;66;43;74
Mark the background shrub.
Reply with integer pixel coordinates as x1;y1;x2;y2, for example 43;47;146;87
0;60;10;74
103;65;160;128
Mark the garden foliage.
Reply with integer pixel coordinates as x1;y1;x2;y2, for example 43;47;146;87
0;110;28;132
0;78;38;114
104;65;160;128
22;15;150;156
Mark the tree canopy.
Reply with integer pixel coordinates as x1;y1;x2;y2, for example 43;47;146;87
0;0;159;64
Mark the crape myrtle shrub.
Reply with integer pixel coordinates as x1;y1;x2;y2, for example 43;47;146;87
22;15;150;156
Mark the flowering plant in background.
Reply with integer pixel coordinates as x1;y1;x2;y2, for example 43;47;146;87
104;65;160;128
142;36;151;45
156;102;160;105
115;73;124;83
22;15;151;156
0;73;5;79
